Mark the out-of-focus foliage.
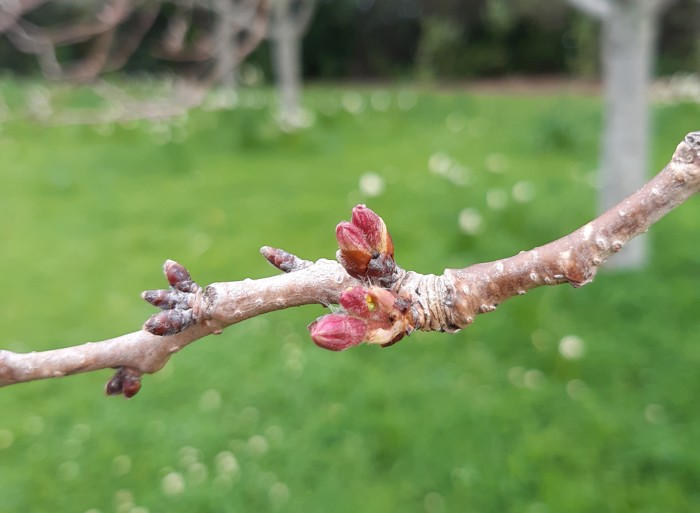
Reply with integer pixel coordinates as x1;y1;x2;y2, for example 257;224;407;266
1;0;698;80
297;0;698;79
0;80;699;512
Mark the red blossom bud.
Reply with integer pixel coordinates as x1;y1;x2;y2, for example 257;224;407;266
308;285;414;351
366;287;399;313
308;314;367;351
336;205;396;282
351;204;394;258
339;286;374;316
336;222;372;277
354;287;411;346
336;222;370;252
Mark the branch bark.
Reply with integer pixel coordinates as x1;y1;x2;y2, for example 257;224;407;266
1;132;699;395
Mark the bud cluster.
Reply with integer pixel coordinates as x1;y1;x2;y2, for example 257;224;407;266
142;260;201;336
105;366;143;398
336;204;396;285
308;285;413;351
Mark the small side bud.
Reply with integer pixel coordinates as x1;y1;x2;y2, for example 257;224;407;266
105;367;143;398
122;373;142;398
144;309;196;336
164;260;191;287
260;246;312;273
105;369;124;396
142;289;189;310
308;314;367;351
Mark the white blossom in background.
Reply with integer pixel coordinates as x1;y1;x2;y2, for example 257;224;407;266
341;92;365;114
202;89;238;111
370;91;391;112
114;489;134;513
247;434;269;457
458;208;483;235
485;153;509;173
199;388;223;412
566;379;587;400
161;472;186;496
58;461;80;481
447;164;470;186
239;63;264;87
559;335;585;360
215;450;240;477
523;369;545;390
486;188;508;210
24;415;45;435
0;429;14;449
508;366;525;387
397;90;418;110
644;403;666;424
187;462;209;485
112;455;132;477
269;481;291;508
178;446;201;467
429;152;452;175
424;492;446;513
446;111;467;133
429;152;470;186
512;181;536;203
359;172;385;197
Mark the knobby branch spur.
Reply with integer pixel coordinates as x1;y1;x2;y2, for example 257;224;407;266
1;132;699;397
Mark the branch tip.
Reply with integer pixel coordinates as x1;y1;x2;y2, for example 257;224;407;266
260;246;312;272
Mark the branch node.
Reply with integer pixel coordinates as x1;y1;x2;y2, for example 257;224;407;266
142;260;203;336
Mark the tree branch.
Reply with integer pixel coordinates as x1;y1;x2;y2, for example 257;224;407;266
1;133;699;395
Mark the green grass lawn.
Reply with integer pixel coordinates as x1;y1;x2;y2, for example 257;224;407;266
0;80;699;513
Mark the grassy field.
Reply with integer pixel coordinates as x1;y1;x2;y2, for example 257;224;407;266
0;81;699;513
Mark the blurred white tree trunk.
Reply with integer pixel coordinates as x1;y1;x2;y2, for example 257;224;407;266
213;0;239;88
566;0;678;268
268;0;316;127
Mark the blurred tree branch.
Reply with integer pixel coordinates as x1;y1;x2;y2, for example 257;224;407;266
0;132;698;396
0;0;271;121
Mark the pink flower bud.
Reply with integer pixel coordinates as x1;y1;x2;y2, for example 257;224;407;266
339;286;373;316
366;287;399;313
351;204;394;257
336;205;396;281
336;222;372;277
308;314;367;351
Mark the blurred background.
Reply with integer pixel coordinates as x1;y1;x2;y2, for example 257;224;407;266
0;1;699;512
